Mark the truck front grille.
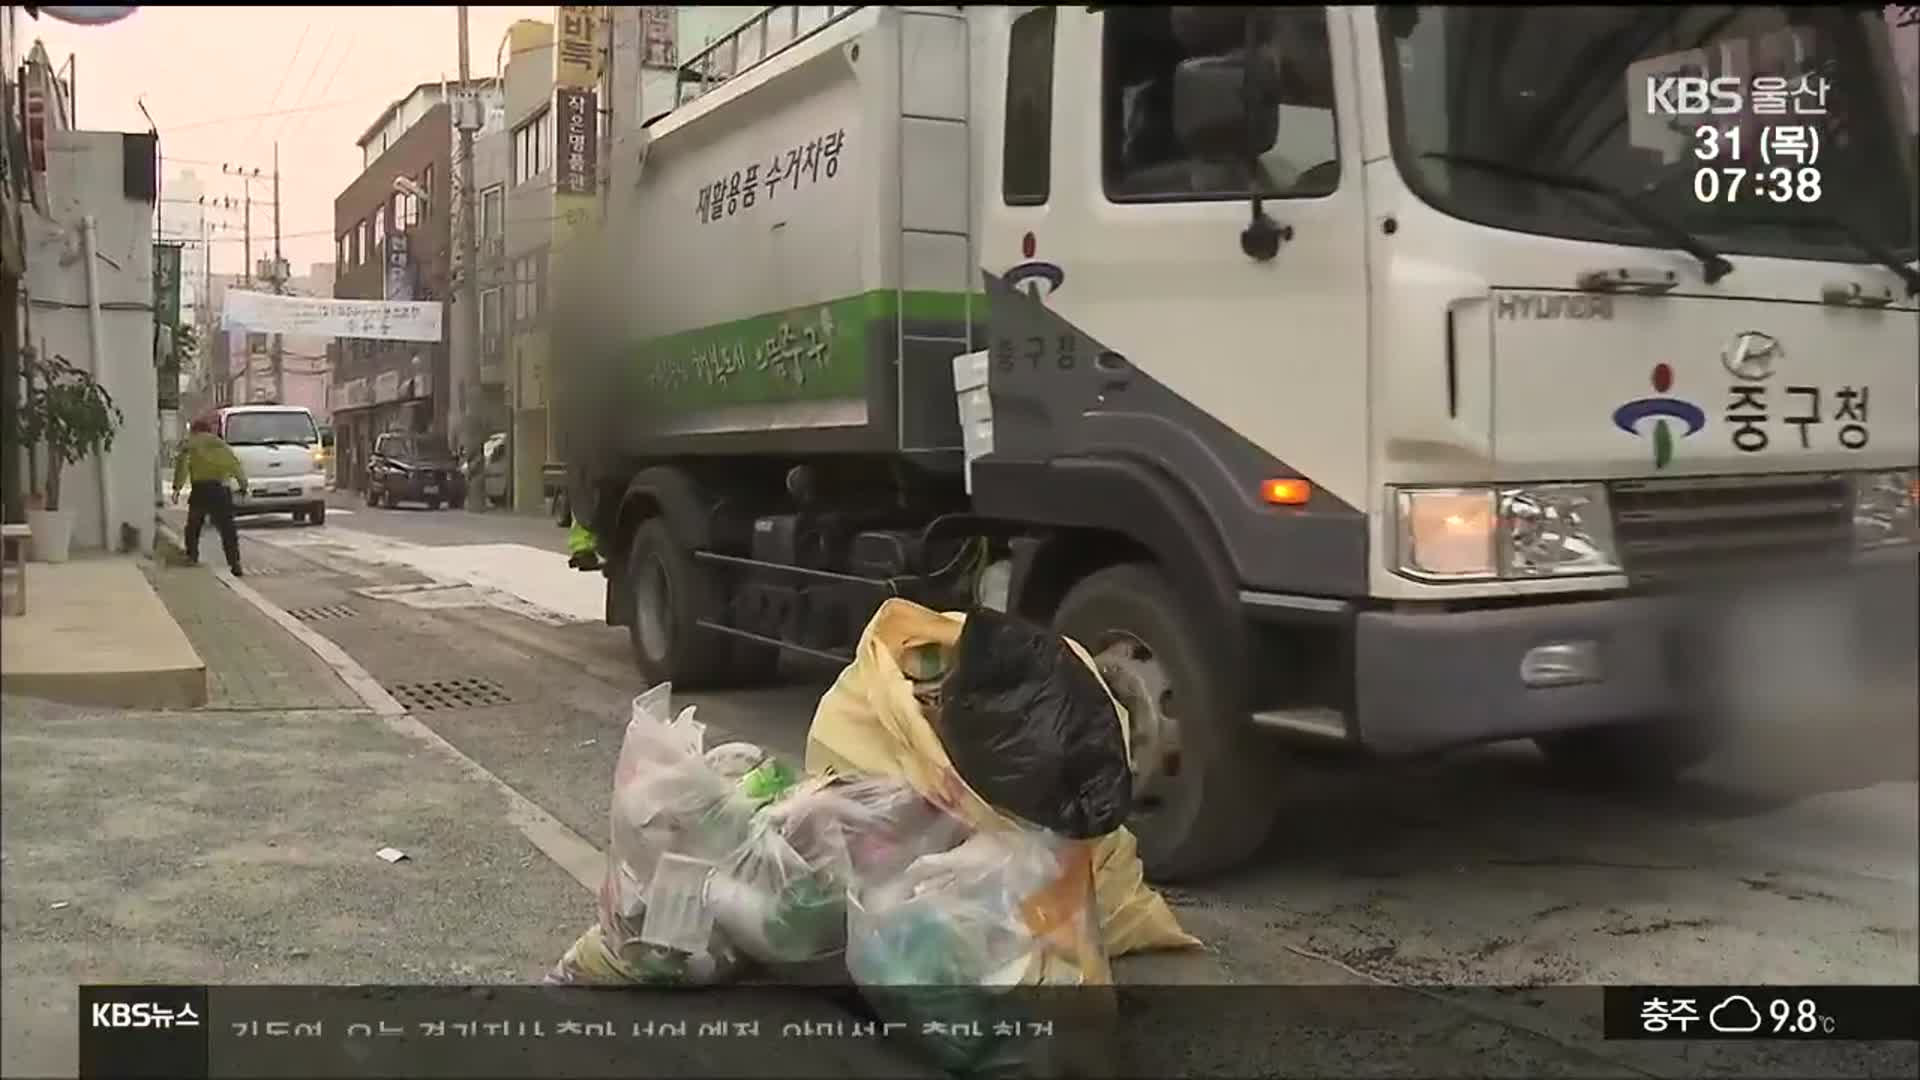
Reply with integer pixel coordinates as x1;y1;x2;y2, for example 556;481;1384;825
1609;472;1854;583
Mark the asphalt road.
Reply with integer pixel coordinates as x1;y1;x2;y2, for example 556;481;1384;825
180;497;1917;1075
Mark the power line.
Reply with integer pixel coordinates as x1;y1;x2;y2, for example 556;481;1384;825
271;27;336;147
161;92;392;134
288;31;359;144
244;20;312;151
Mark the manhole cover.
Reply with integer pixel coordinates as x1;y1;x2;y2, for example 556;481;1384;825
388;677;514;712
288;603;356;621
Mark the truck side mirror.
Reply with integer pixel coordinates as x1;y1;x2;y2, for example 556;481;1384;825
1172;53;1279;160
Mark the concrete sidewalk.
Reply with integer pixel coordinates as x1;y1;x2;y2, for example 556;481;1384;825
142;554;363;712
0;556;206;709
0;694;592;1078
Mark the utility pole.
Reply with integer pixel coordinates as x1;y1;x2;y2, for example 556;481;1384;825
224;161;270;402
200;215;212;412
456;4;485;510
271;140;286;404
241;179;252;288
241;185;252;402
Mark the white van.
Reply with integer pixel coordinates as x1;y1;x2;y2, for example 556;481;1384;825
215;404;329;526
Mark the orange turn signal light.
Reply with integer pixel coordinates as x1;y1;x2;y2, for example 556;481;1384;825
1260;477;1312;506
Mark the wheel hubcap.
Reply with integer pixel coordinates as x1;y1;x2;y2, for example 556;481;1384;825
634;556;672;663
1093;634;1184;816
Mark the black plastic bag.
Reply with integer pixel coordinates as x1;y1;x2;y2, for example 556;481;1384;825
931;608;1132;839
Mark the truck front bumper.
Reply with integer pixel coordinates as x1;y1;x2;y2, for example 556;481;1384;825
233;473;328;514
1348;548;1918;755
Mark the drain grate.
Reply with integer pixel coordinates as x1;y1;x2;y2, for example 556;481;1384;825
287;603;356;622
388;677;514;712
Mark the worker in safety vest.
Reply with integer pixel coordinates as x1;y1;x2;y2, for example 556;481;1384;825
567;515;600;572
171;417;247;576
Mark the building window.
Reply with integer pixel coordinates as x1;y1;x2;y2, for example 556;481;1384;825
481;184;504;239
421;165;434;209
349;222;362;266
337;232;347;267
513;108;552;186
481;287;502;345
373;210;386;254
1102;8;1340;202
512;256;529;322
359;220;371;265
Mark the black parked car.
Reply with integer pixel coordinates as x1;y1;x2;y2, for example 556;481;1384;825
364;432;466;510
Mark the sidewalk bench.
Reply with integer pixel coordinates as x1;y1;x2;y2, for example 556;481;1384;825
1;522;28;616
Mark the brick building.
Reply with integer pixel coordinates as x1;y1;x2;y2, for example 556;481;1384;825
329;79;499;495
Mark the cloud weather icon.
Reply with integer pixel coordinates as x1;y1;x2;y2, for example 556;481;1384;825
1710;995;1764;1034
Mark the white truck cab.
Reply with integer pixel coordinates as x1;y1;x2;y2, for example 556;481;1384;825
215;404;329;526
578;5;1918;880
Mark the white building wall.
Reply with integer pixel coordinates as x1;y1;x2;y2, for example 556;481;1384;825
23;130;160;555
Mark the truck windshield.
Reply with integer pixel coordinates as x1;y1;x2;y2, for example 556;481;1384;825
224;412;318;447
1380;6;1918;264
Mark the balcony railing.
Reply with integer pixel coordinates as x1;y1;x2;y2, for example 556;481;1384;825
675;5;863;108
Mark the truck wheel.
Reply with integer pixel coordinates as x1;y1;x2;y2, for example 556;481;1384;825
626;518;731;688
364;486;382;508
1534;717;1719;789
554;492;571;527
1053;563;1278;882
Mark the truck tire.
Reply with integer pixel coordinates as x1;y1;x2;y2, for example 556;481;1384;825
307;502;326;526
1052;563;1279;882
1534;717;1719;789
626;518;732;688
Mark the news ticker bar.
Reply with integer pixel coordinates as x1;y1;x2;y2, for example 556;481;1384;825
80;984;1918;1079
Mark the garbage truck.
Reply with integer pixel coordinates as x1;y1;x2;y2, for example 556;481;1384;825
553;5;1920;881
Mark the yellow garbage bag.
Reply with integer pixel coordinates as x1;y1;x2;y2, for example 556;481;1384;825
806;598;1201;957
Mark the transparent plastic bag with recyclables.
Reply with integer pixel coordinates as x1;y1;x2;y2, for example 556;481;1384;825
710;776;971;968
568;683;766;985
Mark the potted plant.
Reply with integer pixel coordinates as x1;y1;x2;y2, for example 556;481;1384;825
11;350;123;562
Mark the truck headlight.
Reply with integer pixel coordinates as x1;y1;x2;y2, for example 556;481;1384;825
1851;469;1919;548
1394;484;1620;582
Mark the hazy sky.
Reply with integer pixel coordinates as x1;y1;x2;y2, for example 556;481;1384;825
30;5;553;278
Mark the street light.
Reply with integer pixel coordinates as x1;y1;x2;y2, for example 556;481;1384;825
392;175;429;207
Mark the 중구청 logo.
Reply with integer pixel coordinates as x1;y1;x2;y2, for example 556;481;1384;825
1612;363;1706;470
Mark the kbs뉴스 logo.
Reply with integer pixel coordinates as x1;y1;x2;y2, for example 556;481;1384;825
1612;362;1706;470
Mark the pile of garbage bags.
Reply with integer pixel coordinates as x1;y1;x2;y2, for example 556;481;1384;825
549;599;1199;1073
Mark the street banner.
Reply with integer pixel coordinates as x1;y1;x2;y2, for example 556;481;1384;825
385;232;413;303
641;6;677;68
222;290;442;343
152;242;181;327
553;7;603;263
556;87;598;197
556;5;602;89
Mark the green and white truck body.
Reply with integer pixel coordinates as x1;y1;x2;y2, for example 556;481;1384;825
561;5;1920;880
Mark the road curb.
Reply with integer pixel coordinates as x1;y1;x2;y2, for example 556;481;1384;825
154;517;609;896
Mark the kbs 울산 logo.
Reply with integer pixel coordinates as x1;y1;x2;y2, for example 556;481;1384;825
1611;363;1706;470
